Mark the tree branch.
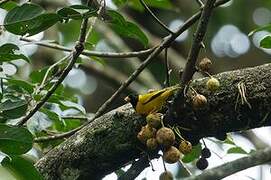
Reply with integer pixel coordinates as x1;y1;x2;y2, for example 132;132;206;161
181;0;216;84
20;37;155;59
184;147;271;180
35;63;271;179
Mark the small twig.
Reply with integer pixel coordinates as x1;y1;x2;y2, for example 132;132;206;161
163;48;170;87
196;0;204;8
236;82;252;109
178;160;192;176
40;54;71;89
20;37;154;59
139;0;174;34
61;116;88;121
0;78;3;94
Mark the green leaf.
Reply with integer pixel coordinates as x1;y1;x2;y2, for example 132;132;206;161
227;146;248;154
182;144;202;163
260;36;271;48
0;1;18;11
57;5;98;20
106;10;148;47
249;24;271;36
29;67;50;83
4;3;61;36
5;78;34;94
0;98;26;110
0;124;33;155
0;99;27;119
1;156;43;180
59;100;86;114
224;136;235;145
0;43;29;62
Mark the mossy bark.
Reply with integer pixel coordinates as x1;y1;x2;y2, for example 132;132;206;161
35;63;271;179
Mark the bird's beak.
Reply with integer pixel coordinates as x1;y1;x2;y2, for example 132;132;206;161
124;96;131;102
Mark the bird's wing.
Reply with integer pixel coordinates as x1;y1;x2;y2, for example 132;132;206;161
141;89;167;105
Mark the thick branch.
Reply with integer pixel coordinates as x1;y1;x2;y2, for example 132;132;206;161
36;63;271;179
184;147;271;180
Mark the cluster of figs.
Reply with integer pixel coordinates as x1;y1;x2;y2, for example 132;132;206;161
137;57;221;180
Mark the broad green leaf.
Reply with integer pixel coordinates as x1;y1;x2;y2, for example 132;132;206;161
260;36;271;48
0;99;26;111
0;44;29;62
0;1;17;11
4;3;61;36
59;100;86;114
0;99;27;119
249;24;271;36
227;146;248;154
107;10;148;47
182;144;201;163
57;5;98;20
0;124;33;155
5;78;34;94
1;156;43;180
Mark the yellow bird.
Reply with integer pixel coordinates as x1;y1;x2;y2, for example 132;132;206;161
124;85;180;116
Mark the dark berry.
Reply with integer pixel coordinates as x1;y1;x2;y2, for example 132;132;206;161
196;158;208;170
201;148;211;158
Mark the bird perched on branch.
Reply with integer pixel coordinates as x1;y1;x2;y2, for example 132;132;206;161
124;85;180;115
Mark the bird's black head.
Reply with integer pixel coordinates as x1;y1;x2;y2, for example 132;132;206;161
124;94;138;109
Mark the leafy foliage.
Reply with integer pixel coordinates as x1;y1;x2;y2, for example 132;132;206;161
4;3;61;36
0;44;29;62
0;124;33;155
106;10;148;47
1;156;43;180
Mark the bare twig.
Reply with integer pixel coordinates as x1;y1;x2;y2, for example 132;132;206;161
163;48;170;87
181;0;216;84
20;37;154;58
184;147;271;180
196;0;204;7
139;0;174;34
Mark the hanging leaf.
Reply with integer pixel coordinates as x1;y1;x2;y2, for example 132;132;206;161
227;146;248;154
260;36;271;48
0;124;33;155
0;44;29;62
4;3;61;36
4;78;34;94
106;10;148;47
57;5;98;20
0;99;28;119
1;156;43;180
59;100;86;114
